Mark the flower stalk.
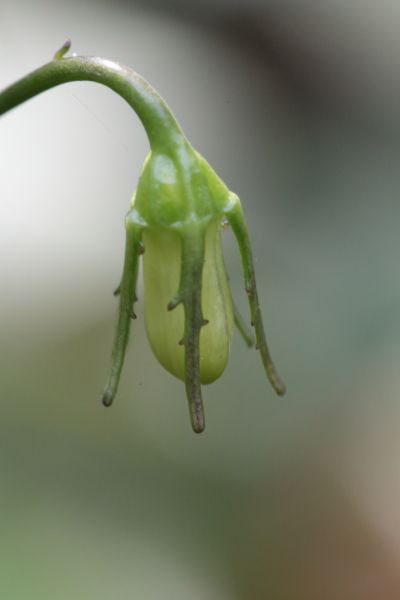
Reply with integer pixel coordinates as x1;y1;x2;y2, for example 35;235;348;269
0;42;285;433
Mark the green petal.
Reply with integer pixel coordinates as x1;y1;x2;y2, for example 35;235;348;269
143;221;233;384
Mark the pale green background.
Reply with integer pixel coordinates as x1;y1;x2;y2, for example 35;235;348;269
1;1;400;598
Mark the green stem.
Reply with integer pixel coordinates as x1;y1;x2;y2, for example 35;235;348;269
0;55;186;152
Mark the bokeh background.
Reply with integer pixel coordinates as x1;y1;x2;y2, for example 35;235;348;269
2;1;400;598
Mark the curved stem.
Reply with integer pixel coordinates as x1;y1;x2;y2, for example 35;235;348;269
0;55;186;152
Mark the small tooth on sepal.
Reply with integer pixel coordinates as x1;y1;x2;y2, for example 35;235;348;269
167;294;183;311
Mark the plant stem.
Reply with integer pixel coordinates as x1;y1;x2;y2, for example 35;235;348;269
0;55;186;152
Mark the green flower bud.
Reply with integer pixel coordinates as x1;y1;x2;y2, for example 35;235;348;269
129;146;234;385
116;144;285;432
0;46;285;434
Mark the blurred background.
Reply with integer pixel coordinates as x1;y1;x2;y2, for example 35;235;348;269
2;0;400;598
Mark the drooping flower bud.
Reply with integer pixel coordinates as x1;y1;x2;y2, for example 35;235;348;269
0;45;284;434
104;143;285;432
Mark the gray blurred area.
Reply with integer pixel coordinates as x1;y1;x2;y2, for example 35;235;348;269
2;0;400;598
